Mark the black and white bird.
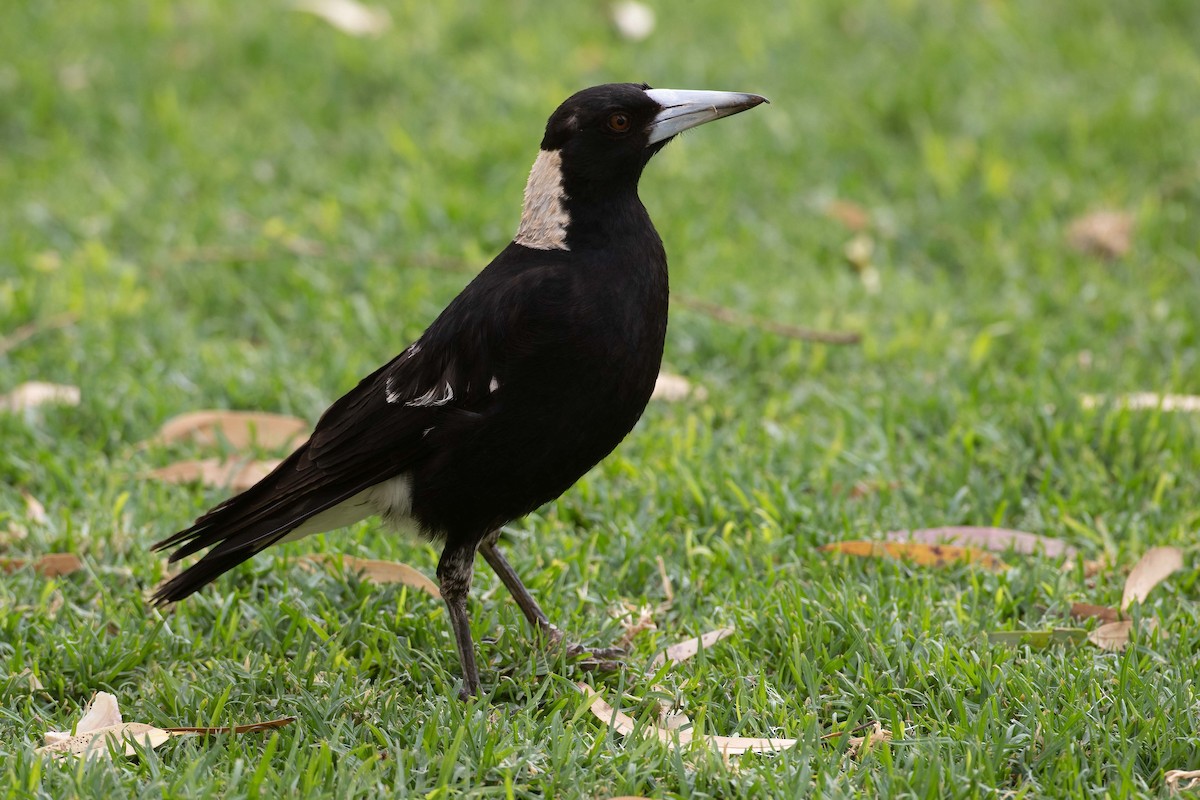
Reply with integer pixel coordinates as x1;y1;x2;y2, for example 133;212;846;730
152;83;767;698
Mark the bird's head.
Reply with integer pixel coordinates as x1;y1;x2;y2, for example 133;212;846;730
516;83;767;250
541;82;767;186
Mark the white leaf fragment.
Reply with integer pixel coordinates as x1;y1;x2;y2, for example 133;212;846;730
291;0;391;36
0;381;80;413
612;1;656;41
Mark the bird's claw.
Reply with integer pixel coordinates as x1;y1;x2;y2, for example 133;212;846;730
539;624;626;671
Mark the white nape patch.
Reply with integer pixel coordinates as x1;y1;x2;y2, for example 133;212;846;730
514;149;570;251
488;376;500;393
405;381;455;408
277;475;413;543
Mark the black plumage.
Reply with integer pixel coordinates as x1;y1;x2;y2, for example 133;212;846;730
152;83;766;698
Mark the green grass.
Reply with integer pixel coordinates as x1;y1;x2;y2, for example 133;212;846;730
3;0;1200;796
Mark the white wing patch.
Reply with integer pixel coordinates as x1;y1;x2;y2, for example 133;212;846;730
384;342;428;405
489;376;500;393
385;375;404;404
514;149;570;251
405;381;455;408
277;474;413;543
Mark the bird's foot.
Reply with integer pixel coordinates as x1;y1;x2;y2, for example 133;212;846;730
539;624;626;672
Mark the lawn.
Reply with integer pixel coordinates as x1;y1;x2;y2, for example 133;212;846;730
3;0;1200;796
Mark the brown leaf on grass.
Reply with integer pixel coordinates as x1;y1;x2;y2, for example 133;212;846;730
580;685;798;756
146;458;281;492
1081;393;1200;413
144;410;308;451
651;628;736;669
1088;620;1137;652
825;200;871;232
37;691;294;761
0;553;83;576
304;554;441;598
1166;769;1200;793
292;0;391;36
0;382;81;413
1122;546;1184;611
1069;603;1120;623
651;372;708;403
1066;210;1133;259
821;541;1007;571
884;526;1076;559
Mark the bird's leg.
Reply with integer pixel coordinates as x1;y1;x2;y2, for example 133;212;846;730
478;534;624;668
437;544;481;700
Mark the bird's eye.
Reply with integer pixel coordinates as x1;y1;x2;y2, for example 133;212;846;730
607;112;632;133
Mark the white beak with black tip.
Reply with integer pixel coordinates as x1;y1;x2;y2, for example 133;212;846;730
644;88;770;145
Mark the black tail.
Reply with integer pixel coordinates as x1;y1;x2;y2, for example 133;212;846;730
150;442;382;604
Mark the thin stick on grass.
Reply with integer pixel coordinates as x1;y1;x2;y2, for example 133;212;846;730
674;295;861;345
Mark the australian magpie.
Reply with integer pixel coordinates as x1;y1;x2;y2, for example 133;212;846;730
152;83;767;698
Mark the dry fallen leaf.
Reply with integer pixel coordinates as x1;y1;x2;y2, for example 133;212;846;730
651;372;708;403
1066;210;1133;259
23;492;49;526
15;669;45;692
581;684;798;756
0;553;83;577
38;722;174;760
1081;393;1200;413
145;410;308;451
0;382;80;413
821;540;1007;571
1088;620;1137;652
305;554;441;598
825;199;871;232
1069;603;1120;623
1122;546;1184;611
147;458;281;492
1166;769;1200;793
37;692;295;761
292;0;391;36
651;628;735;669
884;526;1076;559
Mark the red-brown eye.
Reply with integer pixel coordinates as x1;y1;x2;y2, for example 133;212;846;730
607;112;632;133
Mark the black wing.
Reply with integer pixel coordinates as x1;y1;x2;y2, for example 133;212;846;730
151;253;569;601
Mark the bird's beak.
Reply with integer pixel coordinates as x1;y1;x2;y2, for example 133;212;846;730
643;89;769;145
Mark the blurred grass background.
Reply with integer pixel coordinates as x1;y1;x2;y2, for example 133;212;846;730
2;0;1200;797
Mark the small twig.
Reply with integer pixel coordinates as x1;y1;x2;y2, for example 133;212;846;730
820;721;876;741
0;312;80;356
674;295;861;345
